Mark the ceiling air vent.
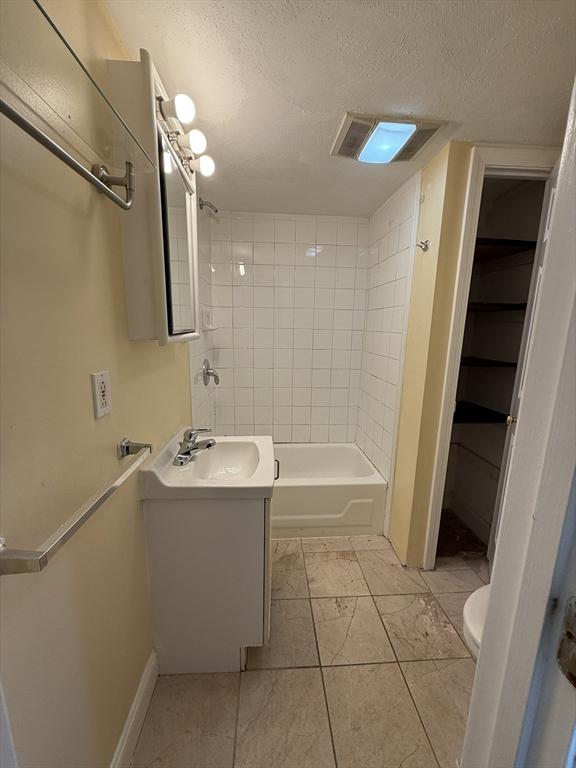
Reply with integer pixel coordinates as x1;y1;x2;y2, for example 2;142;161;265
330;113;443;164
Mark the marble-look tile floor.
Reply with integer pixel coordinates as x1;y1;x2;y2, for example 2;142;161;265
133;536;486;768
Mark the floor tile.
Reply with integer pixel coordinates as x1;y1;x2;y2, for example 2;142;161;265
465;557;490;583
271;539;309;599
401;659;476;768
311;596;395;665
235;668;335;768
356;549;429;595
421;569;485;594
374;594;469;661
349;535;392;550
246;599;318;669
434;555;469;570
435;592;472;638
302;536;352;553
324;663;437;767
132;673;238;768
272;538;302;555
304;551;370;597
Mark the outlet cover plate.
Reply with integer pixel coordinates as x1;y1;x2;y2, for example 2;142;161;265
91;370;112;419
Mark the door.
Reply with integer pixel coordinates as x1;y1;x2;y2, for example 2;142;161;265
487;175;555;563
461;79;576;768
523;480;576;767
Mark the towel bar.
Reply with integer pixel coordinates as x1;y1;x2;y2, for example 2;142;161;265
0;439;152;575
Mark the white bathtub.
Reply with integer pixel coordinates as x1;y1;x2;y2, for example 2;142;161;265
271;443;387;537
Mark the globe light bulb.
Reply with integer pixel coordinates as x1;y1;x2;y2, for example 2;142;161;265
177;129;207;155
173;94;196;125
199;155;215;177
160;94;196;126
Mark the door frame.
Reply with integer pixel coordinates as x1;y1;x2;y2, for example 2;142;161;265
461;92;576;765
422;144;559;570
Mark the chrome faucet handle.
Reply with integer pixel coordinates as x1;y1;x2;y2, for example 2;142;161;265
202;359;220;386
183;427;212;442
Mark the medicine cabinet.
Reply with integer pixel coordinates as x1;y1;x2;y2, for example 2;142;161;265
106;50;200;344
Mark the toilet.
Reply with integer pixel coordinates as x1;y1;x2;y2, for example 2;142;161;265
463;584;491;659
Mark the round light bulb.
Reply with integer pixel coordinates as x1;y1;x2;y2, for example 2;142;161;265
160;94;196;126
162;150;173;174
177;128;207;155
199;155;215;177
187;129;207;154
174;93;196;125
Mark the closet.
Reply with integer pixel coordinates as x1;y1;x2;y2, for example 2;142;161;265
437;177;547;561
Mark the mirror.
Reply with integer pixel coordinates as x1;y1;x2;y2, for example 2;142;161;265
158;131;197;336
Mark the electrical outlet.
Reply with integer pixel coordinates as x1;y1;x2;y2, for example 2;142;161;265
91;370;112;419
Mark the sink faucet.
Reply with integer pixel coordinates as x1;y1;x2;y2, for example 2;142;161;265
173;428;216;467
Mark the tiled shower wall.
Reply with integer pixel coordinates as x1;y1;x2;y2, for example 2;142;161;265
356;177;419;478
208;212;369;442
189;178;419;479
189;204;216;429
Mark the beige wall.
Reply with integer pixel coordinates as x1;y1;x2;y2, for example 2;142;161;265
0;2;191;766
388;142;471;566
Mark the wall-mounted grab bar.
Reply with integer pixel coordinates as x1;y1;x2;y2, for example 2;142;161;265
0;439;152;576
0;98;135;210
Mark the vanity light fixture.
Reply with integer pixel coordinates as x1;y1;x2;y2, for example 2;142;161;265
177;128;207;155
188;155;215;177
159;93;196;126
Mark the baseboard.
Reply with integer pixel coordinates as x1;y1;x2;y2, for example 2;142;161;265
110;650;158;768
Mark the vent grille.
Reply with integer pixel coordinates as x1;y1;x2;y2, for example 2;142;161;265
395;126;440;161
331;113;443;163
337;118;373;158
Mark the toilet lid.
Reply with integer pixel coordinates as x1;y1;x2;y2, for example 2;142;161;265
463;584;491;647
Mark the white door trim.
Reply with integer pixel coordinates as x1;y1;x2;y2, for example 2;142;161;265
461;91;576;766
422;144;558;570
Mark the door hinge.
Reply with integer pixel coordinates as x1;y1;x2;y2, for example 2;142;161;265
557;596;576;688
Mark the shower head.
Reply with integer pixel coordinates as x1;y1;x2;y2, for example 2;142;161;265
198;197;218;214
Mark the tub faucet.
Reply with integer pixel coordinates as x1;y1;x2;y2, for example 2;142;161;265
173;428;216;466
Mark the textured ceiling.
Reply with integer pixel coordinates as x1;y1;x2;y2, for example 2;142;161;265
105;0;576;216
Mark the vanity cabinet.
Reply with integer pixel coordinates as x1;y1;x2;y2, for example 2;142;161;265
139;432;274;674
144;496;271;673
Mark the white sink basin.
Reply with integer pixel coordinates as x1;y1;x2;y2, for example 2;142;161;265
139;430;275;499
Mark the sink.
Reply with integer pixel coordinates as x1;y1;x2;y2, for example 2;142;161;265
189;441;260;481
139;430;274;500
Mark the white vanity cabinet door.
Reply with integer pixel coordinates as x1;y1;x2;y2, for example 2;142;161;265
144;497;270;673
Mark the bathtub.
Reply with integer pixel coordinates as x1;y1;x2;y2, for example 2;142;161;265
271;443;387;537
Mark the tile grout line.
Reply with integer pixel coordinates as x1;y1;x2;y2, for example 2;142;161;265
397;657;443;768
231;671;241;768
302;550;444;768
301;540;340;768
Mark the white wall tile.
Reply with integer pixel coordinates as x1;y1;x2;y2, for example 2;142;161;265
231;218;253;242
209;213;371;443
275;219;296;243
317;221;338;245
295;220;316;243
253;219;275;243
254;243;274;264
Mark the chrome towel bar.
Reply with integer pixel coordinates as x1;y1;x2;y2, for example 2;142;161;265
0;439;152;576
0;98;135;210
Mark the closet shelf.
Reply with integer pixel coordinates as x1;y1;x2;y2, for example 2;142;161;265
474;237;537;262
454;401;508;424
461;356;517;368
468;302;527;313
